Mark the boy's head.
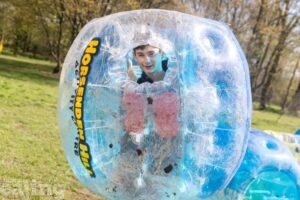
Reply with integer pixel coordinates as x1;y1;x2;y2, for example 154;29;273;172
133;44;162;75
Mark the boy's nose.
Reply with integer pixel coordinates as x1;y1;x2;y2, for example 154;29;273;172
145;56;151;64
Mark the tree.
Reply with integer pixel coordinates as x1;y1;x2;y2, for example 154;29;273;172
32;0;181;73
64;0;117;45
29;0;66;73
180;0;300;112
258;0;300;110
0;1;17;52
245;0;269;94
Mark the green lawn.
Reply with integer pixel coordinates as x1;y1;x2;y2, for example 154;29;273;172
252;110;299;133
0;54;102;200
0;54;299;199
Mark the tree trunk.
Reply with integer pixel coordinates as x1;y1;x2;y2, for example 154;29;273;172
258;38;286;110
281;58;299;111
52;63;61;74
246;0;267;94
287;81;300;116
52;0;64;74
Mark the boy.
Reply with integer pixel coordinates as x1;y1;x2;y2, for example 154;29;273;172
114;39;182;192
124;43;179;138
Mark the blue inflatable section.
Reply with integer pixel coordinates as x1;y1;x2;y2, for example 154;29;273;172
58;9;251;199
226;129;300;199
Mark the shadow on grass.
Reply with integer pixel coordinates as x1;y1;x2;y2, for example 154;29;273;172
253;102;283;115
0;55;60;86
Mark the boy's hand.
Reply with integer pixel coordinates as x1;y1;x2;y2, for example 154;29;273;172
127;59;137;81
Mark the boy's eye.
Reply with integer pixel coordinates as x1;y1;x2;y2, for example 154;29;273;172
137;53;145;57
147;52;155;57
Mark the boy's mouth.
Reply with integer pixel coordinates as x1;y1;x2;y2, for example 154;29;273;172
144;65;153;70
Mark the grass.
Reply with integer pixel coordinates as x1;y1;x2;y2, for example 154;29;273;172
0;54;299;199
0;54;102;200
252;103;300;133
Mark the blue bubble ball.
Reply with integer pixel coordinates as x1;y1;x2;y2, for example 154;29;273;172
58;9;251;199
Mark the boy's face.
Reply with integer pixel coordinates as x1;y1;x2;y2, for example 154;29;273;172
134;45;160;75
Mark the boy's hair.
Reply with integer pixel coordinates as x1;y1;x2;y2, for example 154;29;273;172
133;44;149;55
